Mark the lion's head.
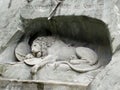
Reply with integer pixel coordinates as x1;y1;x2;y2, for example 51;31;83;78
31;36;56;58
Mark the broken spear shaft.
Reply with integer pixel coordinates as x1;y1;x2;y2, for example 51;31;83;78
48;1;63;20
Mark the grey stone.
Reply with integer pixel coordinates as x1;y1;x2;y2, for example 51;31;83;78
0;79;86;90
2;63;31;80
0;0;120;90
0;30;24;63
76;47;98;65
0;0;27;63
88;51;120;90
24;58;42;66
15;40;31;62
112;35;120;53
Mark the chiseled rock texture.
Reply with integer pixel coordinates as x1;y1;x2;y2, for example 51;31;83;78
88;51;120;90
0;0;120;90
0;0;27;63
0;80;86;90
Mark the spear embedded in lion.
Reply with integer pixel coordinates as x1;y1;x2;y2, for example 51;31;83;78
48;0;64;20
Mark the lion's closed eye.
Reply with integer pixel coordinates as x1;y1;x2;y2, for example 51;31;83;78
34;44;37;46
36;38;40;41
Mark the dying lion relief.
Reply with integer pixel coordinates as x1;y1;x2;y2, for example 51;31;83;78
0;0;117;89
1;15;112;84
14;36;101;75
31;36;101;74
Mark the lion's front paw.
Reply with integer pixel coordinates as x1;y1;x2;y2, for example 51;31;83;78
25;54;34;59
31;65;39;74
54;62;60;69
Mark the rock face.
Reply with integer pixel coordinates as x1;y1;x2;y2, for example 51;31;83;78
1;63;31;80
20;0;120;38
0;0;27;63
88;51;120;90
0;0;120;90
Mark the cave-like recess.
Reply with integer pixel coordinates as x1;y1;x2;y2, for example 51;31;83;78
21;15;112;66
0;15;113;90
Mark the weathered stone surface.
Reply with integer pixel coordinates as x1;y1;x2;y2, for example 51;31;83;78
1;63;31;80
88;50;120;90
15;40;31;62
0;79;87;90
76;47;98;65
24;58;42;66
0;0;27;63
0;0;120;90
20;0;112;46
20;0;120;39
20;0;120;90
0;30;24;63
112;35;120;53
33;62;102;85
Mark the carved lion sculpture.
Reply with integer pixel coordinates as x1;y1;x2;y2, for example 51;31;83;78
24;36;101;74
